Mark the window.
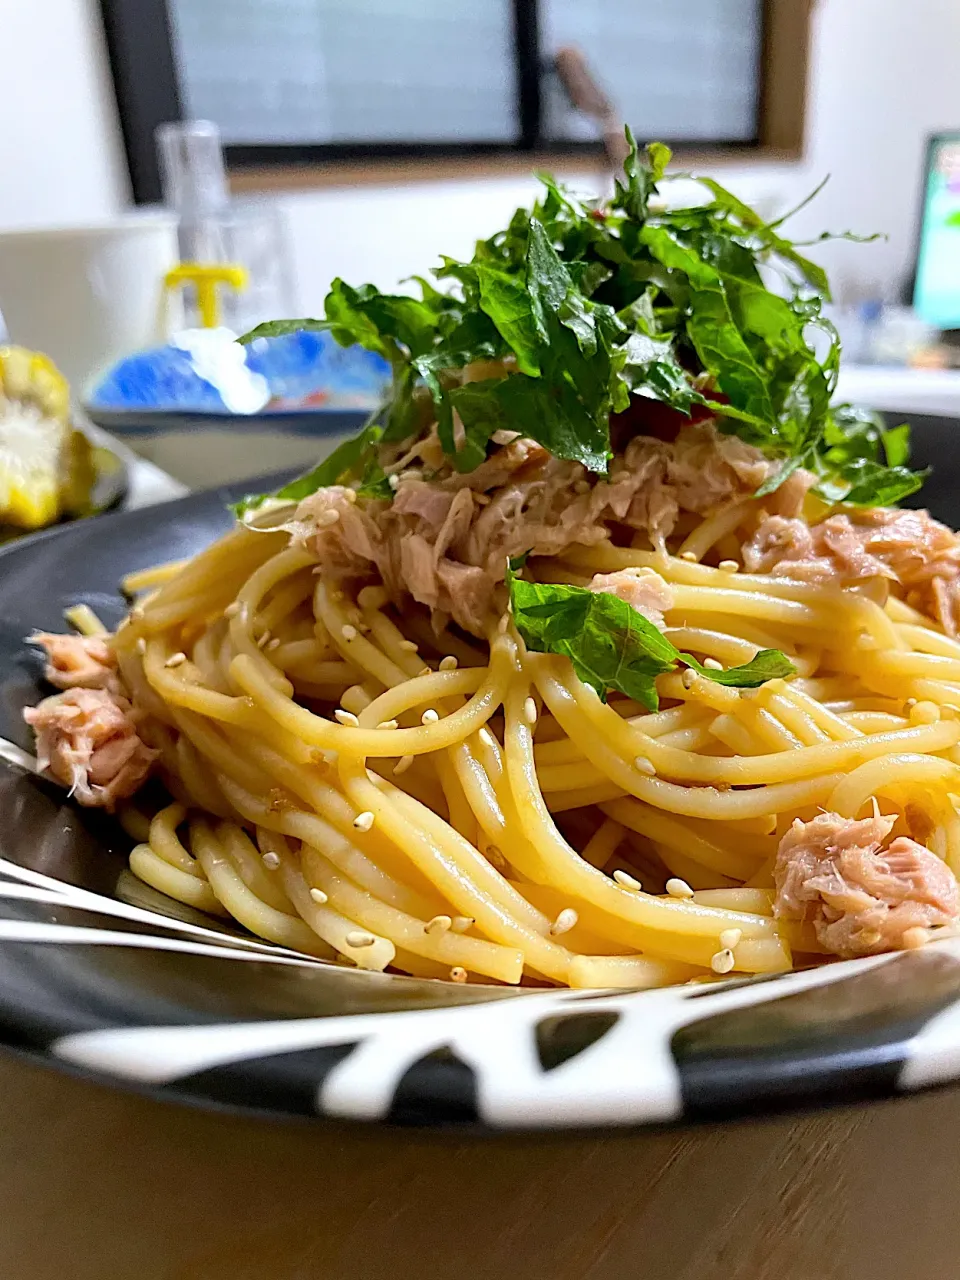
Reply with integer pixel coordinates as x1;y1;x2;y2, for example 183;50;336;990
541;1;763;146
100;0;810;203
167;0;519;146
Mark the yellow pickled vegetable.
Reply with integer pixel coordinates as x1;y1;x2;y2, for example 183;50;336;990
0;345;77;529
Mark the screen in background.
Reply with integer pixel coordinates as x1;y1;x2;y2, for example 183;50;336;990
914;135;960;331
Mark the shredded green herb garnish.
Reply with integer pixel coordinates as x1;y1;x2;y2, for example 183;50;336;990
505;561;796;711
235;129;925;514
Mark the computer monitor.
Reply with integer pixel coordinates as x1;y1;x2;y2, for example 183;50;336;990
913;132;960;331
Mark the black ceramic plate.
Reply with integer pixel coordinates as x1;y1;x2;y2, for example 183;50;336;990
5;434;960;1129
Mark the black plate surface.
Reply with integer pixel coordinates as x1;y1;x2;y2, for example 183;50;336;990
3;428;960;1128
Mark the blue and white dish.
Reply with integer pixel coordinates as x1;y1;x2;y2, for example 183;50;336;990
85;327;391;431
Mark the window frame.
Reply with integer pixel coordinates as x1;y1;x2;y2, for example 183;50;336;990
100;0;812;205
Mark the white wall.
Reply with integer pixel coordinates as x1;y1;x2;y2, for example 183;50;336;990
268;166;790;316
2;0;959;309
0;0;128;229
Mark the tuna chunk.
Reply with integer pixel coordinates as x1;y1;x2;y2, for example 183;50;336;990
588;568;675;629
295;421;775;634
30;631;121;695
743;507;960;634
774;810;960;958
23;687;156;809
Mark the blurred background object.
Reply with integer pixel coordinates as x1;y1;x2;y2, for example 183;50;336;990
156;118;293;332
0;344;132;538
0;346;76;529
3;0;960;489
0;214;178;396
913;134;960;332
550;45;630;174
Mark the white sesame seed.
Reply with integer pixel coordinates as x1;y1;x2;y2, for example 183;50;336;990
424;914;452;935
345;931;376;948
266;637;281;652
439;655;458;671
666;877;695;899
418;665;432;677
393;754;414;775
344;488;358;503
334;708;359;727
309;887;329;905
421;708;440;724
341;624;358;641
634;756;656;776
319;508;340;527
549;908;579;937
257;630;272;649
718;559;739;573
904;698;917;710
353;810;375;832
450;966;468;983
388;473;400;491
679;551;697;562
910;700;941;725
613;869;643;892
377;719;399;730
224;601;240;619
136;637;147;655
681;668;697;689
524;695;538;725
399;639;419;652
451;916;475;933
261;851;280;870
719;928;743;950
711;948;736;974
702;657;724;671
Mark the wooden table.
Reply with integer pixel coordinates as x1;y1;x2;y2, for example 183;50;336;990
1;1049;958;1280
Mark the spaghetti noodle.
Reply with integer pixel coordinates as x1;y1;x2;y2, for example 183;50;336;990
23;137;960;988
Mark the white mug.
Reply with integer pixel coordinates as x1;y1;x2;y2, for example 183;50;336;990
0;212;180;397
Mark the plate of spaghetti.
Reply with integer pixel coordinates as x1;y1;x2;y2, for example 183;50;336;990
5;137;960;1128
